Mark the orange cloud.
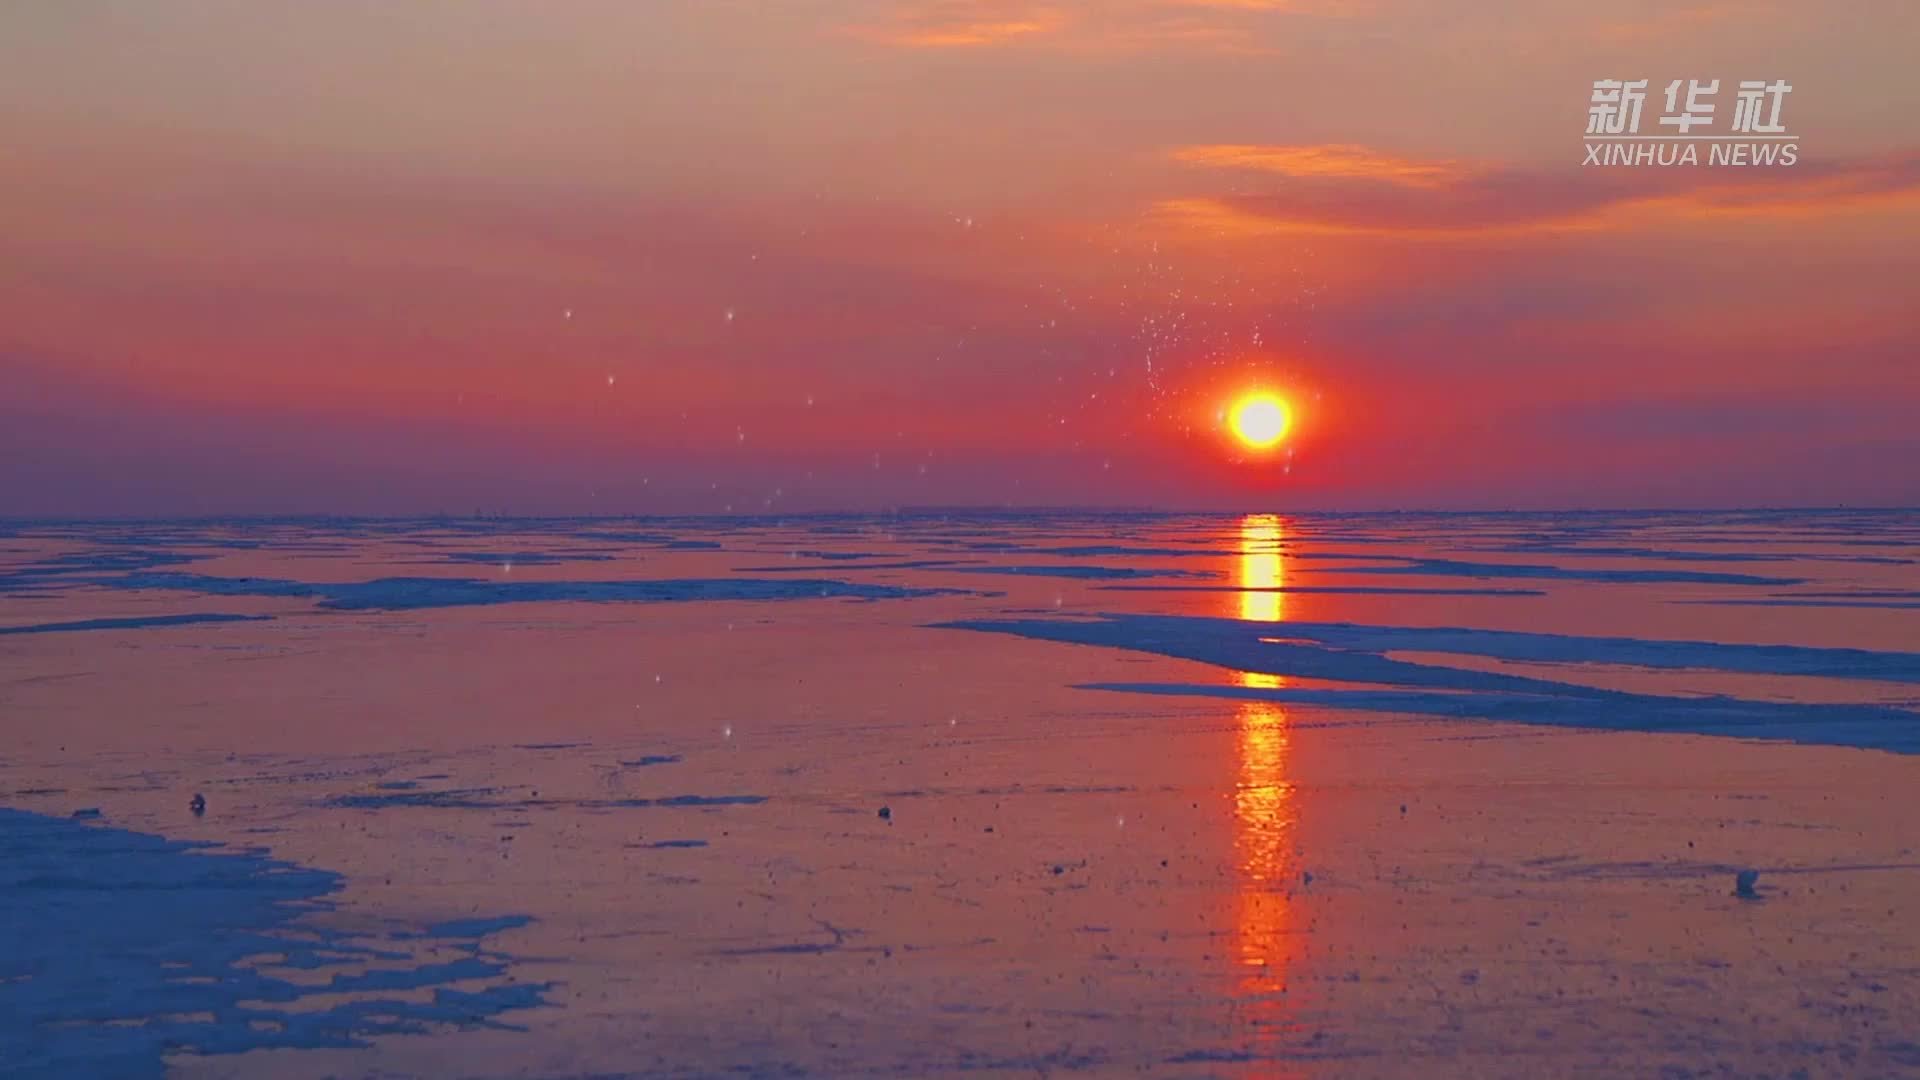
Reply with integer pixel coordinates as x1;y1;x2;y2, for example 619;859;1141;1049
843;0;1360;53
1168;0;1374;10
1158;144;1920;237
847;2;1066;47
1174;143;1471;187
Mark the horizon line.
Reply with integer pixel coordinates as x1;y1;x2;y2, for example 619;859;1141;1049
4;503;1916;525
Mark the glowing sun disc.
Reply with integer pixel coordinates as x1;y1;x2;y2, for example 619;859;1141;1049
1229;394;1291;449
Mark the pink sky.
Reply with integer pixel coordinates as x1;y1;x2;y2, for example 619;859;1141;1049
3;1;1917;514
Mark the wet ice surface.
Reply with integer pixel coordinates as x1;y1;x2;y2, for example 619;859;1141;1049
3;510;1920;1077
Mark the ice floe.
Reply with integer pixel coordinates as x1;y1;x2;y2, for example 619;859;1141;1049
0;809;544;1078
938;612;1920;752
96;572;970;612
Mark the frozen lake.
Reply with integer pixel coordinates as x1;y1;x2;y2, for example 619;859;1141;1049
4;510;1919;1077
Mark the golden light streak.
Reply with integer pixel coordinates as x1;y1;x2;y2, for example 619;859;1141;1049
1236;511;1284;624
1230;513;1295;996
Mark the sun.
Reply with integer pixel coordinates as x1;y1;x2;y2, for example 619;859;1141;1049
1228;393;1292;450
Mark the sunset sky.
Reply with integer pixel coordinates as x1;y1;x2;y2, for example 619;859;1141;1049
4;0;1917;515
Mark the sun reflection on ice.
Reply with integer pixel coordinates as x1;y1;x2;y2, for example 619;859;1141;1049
1232;512;1292;897
1236;513;1285;626
1229;513;1301;1058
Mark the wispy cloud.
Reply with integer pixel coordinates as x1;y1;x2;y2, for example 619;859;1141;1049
1589;2;1754;44
843;0;1361;52
1174;143;1470;187
1160;144;1920;237
1168;0;1374;10
845;1;1067;47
